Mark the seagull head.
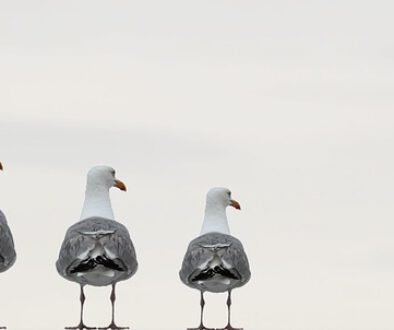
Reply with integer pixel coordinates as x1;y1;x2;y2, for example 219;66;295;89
206;187;241;210
86;165;126;191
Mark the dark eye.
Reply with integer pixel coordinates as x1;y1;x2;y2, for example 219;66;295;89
111;170;115;176
227;191;231;197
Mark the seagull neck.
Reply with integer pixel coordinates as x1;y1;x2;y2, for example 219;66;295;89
80;185;114;221
200;203;230;235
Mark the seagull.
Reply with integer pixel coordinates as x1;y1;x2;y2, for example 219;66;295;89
180;187;251;330
0;162;17;330
56;165;138;330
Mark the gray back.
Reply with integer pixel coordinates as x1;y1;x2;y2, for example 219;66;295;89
56;216;138;283
180;232;251;290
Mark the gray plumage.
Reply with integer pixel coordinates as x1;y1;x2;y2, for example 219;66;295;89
180;232;250;293
57;165;135;330
0;210;16;273
180;188;249;330
56;216;137;287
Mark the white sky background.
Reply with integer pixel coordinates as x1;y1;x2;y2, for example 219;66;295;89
0;1;394;329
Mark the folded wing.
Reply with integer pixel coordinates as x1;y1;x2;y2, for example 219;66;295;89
180;232;250;291
56;217;138;284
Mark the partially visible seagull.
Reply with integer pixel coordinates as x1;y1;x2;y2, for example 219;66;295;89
180;187;251;330
0;162;17;330
56;165;138;330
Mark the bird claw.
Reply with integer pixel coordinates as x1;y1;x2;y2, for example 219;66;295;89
65;323;97;330
187;325;215;330
98;323;129;330
216;325;243;330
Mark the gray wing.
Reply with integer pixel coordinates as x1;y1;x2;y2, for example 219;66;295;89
0;210;16;272
56;217;138;278
179;232;251;289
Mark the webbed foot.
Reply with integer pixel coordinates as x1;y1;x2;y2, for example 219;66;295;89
65;322;97;330
216;324;243;330
187;324;215;330
98;322;129;330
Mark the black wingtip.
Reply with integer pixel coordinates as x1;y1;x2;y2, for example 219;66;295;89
96;256;126;271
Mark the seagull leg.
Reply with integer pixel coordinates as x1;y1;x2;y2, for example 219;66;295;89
65;285;97;330
187;291;214;330
216;290;243;330
98;284;129;330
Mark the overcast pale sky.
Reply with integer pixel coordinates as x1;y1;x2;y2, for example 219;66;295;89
1;1;394;330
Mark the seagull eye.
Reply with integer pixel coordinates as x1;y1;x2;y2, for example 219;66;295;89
111;170;115;176
227;191;231;197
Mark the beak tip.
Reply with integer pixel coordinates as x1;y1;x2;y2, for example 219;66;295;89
230;199;241;210
114;179;127;192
